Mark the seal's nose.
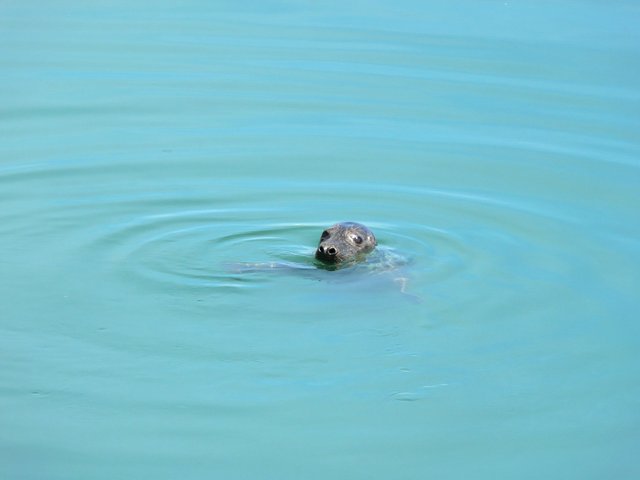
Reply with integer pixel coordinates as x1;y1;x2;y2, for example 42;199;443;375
316;245;337;259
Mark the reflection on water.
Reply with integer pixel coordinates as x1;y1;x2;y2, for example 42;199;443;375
1;1;639;479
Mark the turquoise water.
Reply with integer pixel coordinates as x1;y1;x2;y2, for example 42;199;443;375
2;1;640;478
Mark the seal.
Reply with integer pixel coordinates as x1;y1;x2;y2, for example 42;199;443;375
315;222;377;265
225;222;418;301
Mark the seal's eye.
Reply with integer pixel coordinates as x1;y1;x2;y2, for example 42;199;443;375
352;235;363;245
320;230;330;241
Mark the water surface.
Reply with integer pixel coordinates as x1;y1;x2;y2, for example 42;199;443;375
1;1;639;479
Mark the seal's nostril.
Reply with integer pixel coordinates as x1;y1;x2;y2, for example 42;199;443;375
327;247;337;256
317;246;324;253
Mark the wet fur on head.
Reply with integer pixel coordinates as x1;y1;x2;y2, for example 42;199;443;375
315;222;377;265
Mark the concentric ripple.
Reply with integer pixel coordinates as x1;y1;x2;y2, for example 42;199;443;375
20;174;585;309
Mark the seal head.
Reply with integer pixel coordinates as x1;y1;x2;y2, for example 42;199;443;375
315;222;377;265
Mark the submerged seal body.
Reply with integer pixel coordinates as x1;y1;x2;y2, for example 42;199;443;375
315;222;377;266
226;222;418;301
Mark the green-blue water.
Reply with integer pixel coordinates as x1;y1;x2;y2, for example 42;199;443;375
2;1;639;479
